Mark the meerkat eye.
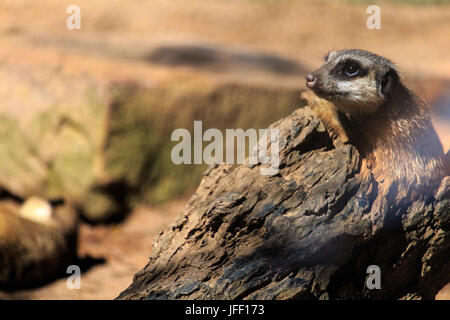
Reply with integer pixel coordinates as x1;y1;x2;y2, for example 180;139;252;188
344;61;360;77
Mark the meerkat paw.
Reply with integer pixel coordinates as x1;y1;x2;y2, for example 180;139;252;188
300;91;350;146
300;90;323;107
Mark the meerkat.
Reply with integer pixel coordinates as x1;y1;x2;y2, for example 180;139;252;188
301;49;447;195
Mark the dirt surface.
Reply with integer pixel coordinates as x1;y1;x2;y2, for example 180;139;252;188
1;0;450;77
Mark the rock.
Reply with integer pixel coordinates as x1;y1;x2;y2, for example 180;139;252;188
18;197;52;225
117;105;449;300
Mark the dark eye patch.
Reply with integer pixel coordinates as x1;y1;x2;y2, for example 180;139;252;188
331;59;367;80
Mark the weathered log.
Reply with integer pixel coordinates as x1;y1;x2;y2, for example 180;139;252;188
0;197;78;289
118;105;449;300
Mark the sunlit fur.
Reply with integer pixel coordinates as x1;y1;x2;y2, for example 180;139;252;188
307;49;446;195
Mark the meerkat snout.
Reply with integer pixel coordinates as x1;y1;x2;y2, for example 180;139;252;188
305;74;317;88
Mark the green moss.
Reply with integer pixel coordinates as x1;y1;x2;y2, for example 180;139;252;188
0;115;47;195
104;82;300;205
27;88;105;202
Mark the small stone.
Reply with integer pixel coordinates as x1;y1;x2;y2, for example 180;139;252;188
19;196;52;225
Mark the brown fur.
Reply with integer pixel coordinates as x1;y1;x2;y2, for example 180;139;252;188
302;87;446;195
300;91;349;145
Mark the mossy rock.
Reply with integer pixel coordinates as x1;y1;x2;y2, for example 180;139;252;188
0;76;300;222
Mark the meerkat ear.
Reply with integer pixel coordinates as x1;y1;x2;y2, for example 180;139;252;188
379;68;398;97
324;51;337;62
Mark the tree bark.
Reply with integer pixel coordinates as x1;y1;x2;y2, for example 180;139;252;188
118;106;449;300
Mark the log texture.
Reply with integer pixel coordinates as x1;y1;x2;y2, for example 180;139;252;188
118;106;449;300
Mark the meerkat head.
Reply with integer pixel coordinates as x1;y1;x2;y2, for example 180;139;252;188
305;49;399;115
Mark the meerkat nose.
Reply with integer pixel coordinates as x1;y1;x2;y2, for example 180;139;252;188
305;74;317;88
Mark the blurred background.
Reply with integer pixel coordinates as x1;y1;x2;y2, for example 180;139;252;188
0;0;448;299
